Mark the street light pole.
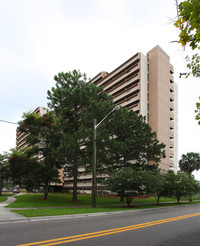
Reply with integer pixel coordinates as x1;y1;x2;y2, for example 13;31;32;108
92;118;97;208
92;106;120;208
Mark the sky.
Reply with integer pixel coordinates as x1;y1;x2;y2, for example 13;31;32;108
0;0;200;176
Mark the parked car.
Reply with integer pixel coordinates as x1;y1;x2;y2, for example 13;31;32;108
13;189;20;193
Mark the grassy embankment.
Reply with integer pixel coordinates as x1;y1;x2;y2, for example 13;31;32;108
4;193;200;217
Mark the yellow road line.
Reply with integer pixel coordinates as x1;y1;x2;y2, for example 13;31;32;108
17;212;200;246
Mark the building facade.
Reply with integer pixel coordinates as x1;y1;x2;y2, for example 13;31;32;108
63;45;178;193
91;46;178;173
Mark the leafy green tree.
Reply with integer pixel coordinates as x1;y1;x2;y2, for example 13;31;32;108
179;152;200;175
195;98;200;125
16;111;63;199
92;105;165;202
175;0;200;50
0;152;9;195
145;169;167;205
179;152;200;202
165;171;199;204
47;70;115;201
47;70;165;202
105;167;147;207
93;107;165;202
8;148;42;192
174;0;200;77
107;108;166;169
174;1;200;124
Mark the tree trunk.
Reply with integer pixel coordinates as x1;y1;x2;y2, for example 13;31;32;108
43;182;49;200
120;192;125;202
120;161;127;203
177;196;180;204
0;179;2;196
72;149;78;202
126;195;132;207
189;174;193;202
156;196;160;205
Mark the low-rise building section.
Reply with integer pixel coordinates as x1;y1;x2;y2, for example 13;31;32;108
16;106;64;192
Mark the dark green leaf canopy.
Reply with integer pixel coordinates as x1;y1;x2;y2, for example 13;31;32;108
179;152;200;175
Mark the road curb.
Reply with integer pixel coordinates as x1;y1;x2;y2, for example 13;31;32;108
2;203;200;224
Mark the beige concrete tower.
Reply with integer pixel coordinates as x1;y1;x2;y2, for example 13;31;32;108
147;46;178;172
92;46;178;173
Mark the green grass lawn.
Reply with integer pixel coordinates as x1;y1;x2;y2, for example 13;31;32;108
5;193;200;218
6;193;127;208
6;193;178;208
11;201;200;217
6;193;198;209
11;207;133;217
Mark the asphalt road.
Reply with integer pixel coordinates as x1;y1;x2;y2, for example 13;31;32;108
1;204;200;246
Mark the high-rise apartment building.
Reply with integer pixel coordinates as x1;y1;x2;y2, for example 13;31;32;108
63;45;178;193
16;46;177;193
92;45;178;172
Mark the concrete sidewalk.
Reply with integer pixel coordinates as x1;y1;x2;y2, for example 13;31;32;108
0;194;28;222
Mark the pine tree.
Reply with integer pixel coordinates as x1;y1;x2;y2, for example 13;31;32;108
47;70;114;201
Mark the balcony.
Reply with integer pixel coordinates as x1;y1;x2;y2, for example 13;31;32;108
170;139;174;148
170;111;174;119
106;74;139;95
77;182;91;187
97;57;140;88
170;121;174;129
112;84;140;102
170;101;174;109
102;66;139;91
122;101;140;111
170;149;174;157
170;83;174;92
170;93;174;101
114;93;140;107
169;159;174;166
